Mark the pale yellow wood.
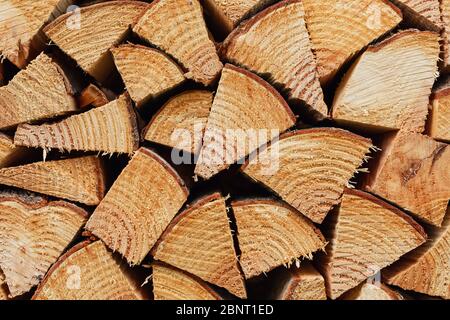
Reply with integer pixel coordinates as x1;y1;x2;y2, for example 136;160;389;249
430;81;450;142
0;53;76;129
442;0;450;70
0;193;87;297
33;241;144;300
333;30;440;132
392;0;442;30
195;65;295;180
133;0;223;86
154;193;247;298
341;283;403;300
86;148;189;265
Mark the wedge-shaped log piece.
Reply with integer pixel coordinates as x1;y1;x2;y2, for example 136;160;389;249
332;30;440;132
153;262;221;300
383;208;450;299
33;241;144;300
14;94;139;155
320;189;426;299
232;200;326;278
221;0;327;116
44;1;148;81
0;53;76;129
0;192;87;297
442;0;450;70
341;283;403;300
391;0;442;31
363;132;450;226
154;193;247;298
0;0;73;68
430;81;450;142
0;156;105;205
242;128;372;224
0;133;26;168
77;84;110;109
112;44;185;107
302;0;402;84
134;0;223;86
195;65;296;180
144;90;213;155
86;148;188;265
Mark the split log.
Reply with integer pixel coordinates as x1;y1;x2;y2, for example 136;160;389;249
0;192;87;297
85;147;188;265
301;0;402;84
220;0;327;116
272;263;327;300
241;128;373;224
195;64;296;180
44;1;148;81
442;0;450;71
33;241;144;300
0;53;76;129
0;156;105;205
341;283;403;300
152;262;222;300
231;199;326;279
0;0;73;68
429;81;450;142
133;0;223;86
0;133;26;168
332;30;440;133
319;189;426;300
391;0;442;31
383;208;450;299
143;90;213;155
111;44;185;108
14;94;139;155
153;193;247;298
363;132;450;226
77;84;110;109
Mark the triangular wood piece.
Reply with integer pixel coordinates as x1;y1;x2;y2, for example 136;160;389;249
143;90;213;155
44;1;148;81
332;30;440;133
0;192;87;297
77;84;111;109
33;241;144;300
232;199;326;278
341;283;403;300
133;0;223;86
0;133;26;168
111;44;185;107
391;0;442;31
302;0;402;84
0;156;105;205
14;94;139;155
363;132;450;226
0;53;76;129
153;262;222;300
86;148;189;265
429;80;450;142
221;0;327;116
319;189;426;299
195;65;296;180
153;193;247;298
383;208;450;299
0;0;73;68
442;0;450;71
242;128;373;224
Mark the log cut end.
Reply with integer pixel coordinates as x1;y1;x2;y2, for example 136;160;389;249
442;0;450;70
392;0;443;31
430;82;450;142
341;283;403;300
0;133;26;168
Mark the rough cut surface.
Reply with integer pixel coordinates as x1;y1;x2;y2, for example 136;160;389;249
302;0;402;84
320;189;426;299
0;156;105;205
0;194;87;297
86;148;188;265
14;94;139;155
392;0;442;30
154;194;247;299
0;53;76;129
430;82;450;142
134;0;223;86
442;0;450;70
242;128;373;224
232;200;326;278
33;241;143;300
111;44;185;107
195;65;296;180
341;283;403;300
153;263;221;300
333;30;440;132
364;132;450;226
44;1;148;80
0;133;25;168
221;0;327;116
144;90;213;155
